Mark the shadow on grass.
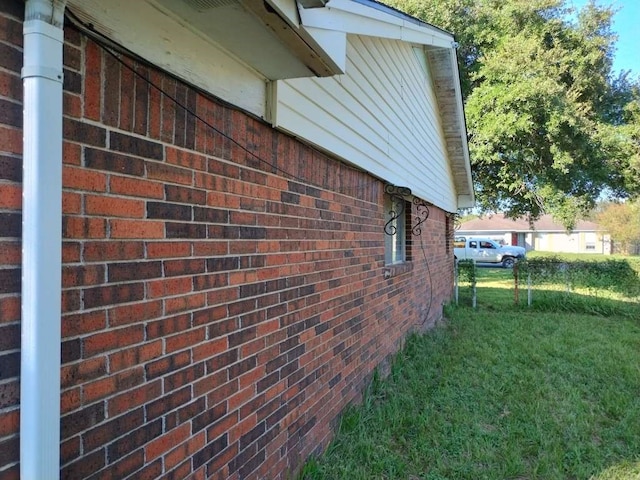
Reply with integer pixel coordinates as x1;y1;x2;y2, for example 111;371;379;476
456;285;640;318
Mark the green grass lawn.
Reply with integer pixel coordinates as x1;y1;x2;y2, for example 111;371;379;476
301;257;640;480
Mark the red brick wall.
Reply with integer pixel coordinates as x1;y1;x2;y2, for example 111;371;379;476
0;2;455;478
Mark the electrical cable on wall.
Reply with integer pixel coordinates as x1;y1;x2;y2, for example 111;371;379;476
65;9;380;198
67;10;446;328
383;185;434;326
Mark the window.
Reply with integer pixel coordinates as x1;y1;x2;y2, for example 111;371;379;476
384;194;408;265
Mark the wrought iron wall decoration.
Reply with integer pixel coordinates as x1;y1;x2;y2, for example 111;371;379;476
383;184;411;236
383;183;430;237
412;197;430;235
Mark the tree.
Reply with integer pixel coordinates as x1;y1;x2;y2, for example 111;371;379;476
595;200;640;254
384;0;640;228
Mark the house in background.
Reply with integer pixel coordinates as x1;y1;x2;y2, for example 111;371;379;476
1;0;473;479
458;214;611;254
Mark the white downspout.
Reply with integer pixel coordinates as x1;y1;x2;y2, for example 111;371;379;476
21;1;66;479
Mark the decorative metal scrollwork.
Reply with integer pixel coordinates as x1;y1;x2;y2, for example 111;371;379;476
453;213;462;231
412;198;430;236
383;184;411;236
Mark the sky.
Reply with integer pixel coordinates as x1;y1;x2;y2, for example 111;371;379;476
569;0;639;78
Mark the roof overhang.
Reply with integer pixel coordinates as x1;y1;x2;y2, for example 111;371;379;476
299;0;475;209
66;0;474;209
68;0;345;80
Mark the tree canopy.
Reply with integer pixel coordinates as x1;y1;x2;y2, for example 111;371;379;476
384;0;640;228
595;200;640;254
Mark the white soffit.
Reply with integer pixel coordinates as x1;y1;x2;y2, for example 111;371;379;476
67;0;269;116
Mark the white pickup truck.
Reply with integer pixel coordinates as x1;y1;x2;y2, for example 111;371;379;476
454;236;526;268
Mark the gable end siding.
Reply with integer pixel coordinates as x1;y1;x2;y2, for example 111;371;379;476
273;35;457;212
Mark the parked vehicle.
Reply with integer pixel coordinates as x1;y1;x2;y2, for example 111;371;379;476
454;236;526;268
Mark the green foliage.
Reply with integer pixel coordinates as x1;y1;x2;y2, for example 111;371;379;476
456;259;477;284
516;256;640;297
383;0;640;227
595;200;640;254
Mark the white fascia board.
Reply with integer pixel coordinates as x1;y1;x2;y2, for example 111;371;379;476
447;48;474;205
457;194;475;209
267;0;300;27
303;26;347;73
301;0;453;48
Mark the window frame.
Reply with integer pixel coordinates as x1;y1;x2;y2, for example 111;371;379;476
383;191;409;266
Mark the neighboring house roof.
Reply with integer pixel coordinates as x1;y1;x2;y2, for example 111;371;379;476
459;214;602;233
68;0;474;211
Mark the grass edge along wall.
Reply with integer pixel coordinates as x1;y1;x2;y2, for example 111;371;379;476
0;8;456;480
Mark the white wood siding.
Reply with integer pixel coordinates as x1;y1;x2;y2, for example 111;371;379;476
273;35;457;211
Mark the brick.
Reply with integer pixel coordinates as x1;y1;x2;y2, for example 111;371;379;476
61;401;106;439
165;326;206;353
83;325;144;356
62;264;105;288
107;261;162;282
0;154;21;182
166;146;207;171
165;184;206;205
61;386;81;414
107;419;162;462
109;131;163;161
109;219;164;239
109;175;164;199
193;434;229;470
145;386;191;421
85;195;145;218
85;148;145;177
62;310;106;338
163;362;204;392
0;71;21;105
83;283;145;309
145;423;191;461
83;241;144;262
0;183;20;209
63;117;106;146
147;276;193;298
63;216;106;239
0;126;20;154
146;241;192;259
82;367;144;404
145;350;191;381
107;380;162;417
0;268;19;294
147;201;192;221
147;162;193;185
0;212;20;237
118;59;135;132
194;206;228;223
62;191;81;214
82;408;144;452
164;258;206;277
146;313;191;340
60;448;105;480
133;65;150;136
84;40;102;121
108;340;163;373
61;357;107;389
63;165;108;192
0;43;21;74
0;13;22;45
164;291;206;315
0;379;18;409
